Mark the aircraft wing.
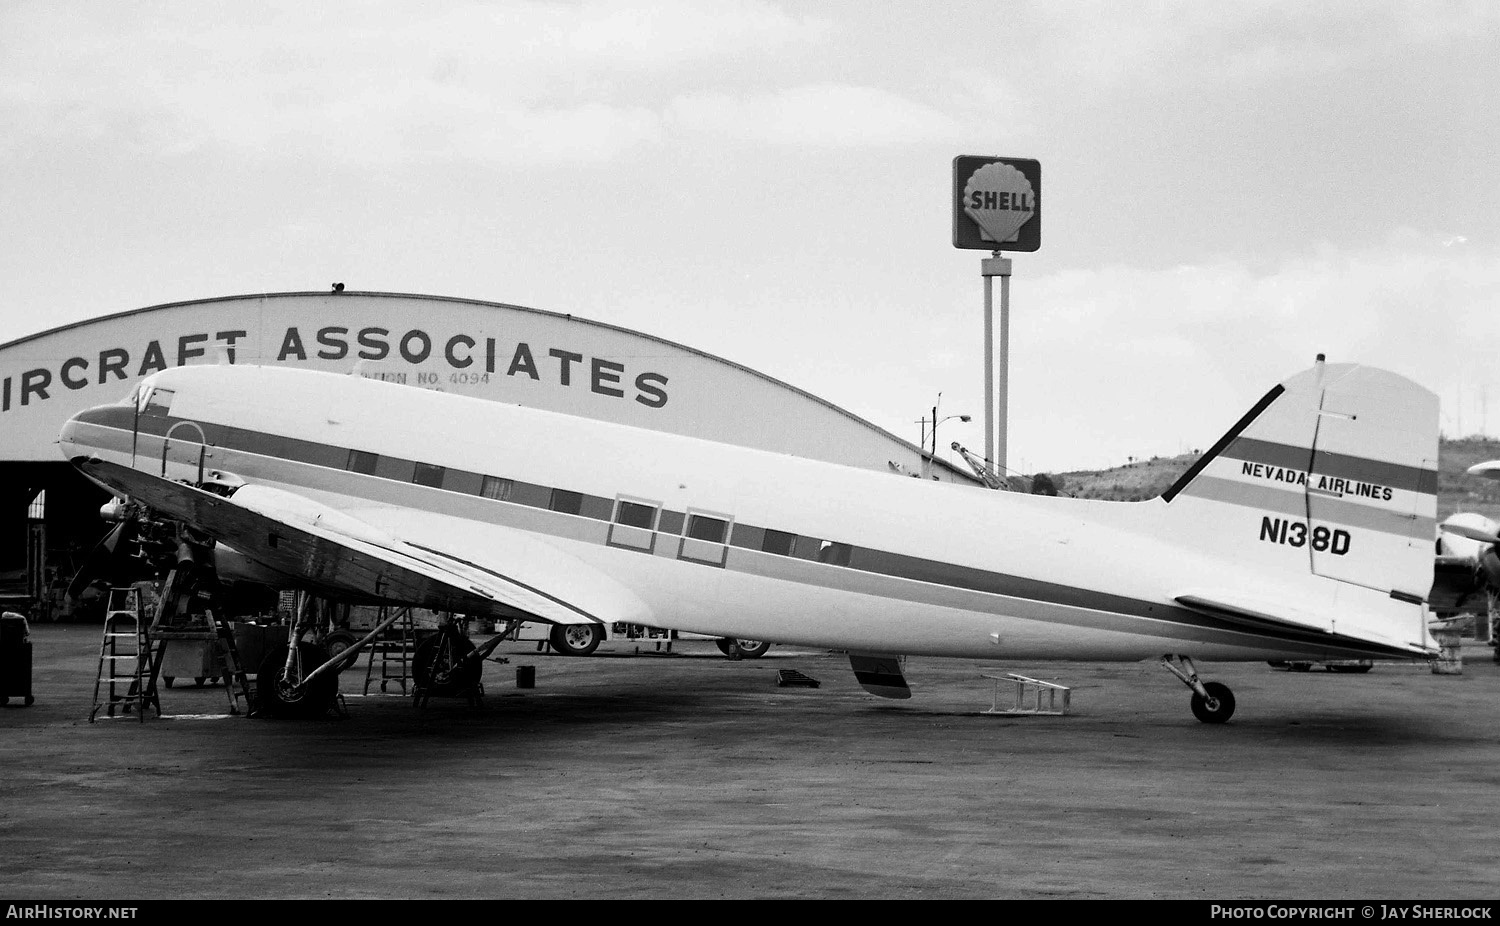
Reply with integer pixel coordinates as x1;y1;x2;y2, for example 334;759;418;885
72;458;640;627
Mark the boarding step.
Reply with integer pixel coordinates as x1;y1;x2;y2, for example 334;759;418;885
775;669;820;688
981;673;1071;716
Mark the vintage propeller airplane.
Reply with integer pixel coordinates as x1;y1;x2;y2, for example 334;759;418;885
58;354;1440;722
1428;461;1500;655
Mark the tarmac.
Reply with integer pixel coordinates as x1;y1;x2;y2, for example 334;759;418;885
2;623;1499;901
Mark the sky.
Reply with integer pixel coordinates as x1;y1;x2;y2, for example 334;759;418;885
2;0;1496;475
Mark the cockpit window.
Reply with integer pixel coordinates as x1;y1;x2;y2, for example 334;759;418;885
141;387;175;416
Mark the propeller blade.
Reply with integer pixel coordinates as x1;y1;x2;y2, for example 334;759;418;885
1439;522;1500;545
1466;460;1500;480
65;520;138;602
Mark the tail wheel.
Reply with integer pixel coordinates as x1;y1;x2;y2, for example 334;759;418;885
1190;681;1236;724
413;634;481;696
255;643;339;719
549;623;604;656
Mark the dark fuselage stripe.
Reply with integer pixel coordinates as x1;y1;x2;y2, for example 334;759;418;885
1223;437;1438;495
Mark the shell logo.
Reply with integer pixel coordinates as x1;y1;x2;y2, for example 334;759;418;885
962;162;1036;244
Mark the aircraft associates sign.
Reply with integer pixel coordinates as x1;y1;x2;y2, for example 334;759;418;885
951;156;1041;252
0;292;970;481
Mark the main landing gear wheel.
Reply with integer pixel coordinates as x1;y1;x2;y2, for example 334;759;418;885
549;623;604;657
324;630;360;671
255;643;339;719
1190;681;1236;724
716;638;770;659
412;633;481;697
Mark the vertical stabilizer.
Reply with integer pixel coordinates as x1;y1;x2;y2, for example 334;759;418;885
1163;360;1438;643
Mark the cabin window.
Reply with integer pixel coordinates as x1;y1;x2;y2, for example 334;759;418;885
549;489;584;516
761;529;797;557
347;450;378;475
480;475;514;501
615;500;657;530
678;510;734;568
413;462;445;488
817;541;853;567
686;514;728;543
608;497;660;553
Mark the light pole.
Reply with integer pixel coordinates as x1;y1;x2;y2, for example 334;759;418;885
917;393;970;478
931;410;971;460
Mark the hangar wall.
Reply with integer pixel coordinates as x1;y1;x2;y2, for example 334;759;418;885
0;291;978;617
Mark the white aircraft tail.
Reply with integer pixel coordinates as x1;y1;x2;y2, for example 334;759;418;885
1158;357;1438;649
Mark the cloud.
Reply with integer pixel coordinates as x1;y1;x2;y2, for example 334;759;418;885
565;0;831;66
667;84;965;147
0;0;834;163
999;232;1500;470
1025;0;1500;89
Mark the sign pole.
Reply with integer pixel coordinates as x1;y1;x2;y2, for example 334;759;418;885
982;252;1012;477
952;155;1037;486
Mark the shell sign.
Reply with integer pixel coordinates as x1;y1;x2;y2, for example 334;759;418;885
952;156;1041;252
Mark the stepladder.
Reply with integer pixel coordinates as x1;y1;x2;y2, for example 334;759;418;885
982;673;1071;716
90;575;256;720
363;605;417;695
90;586;155;722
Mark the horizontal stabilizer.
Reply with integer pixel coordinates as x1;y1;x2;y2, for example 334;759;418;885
1174;590;1334;635
848;653;911;699
1177;588;1430;657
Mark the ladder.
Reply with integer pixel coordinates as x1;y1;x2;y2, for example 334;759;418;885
149;568;253;715
364;605;417;695
982;673;1071;716
89;578;255;720
90;586;155;722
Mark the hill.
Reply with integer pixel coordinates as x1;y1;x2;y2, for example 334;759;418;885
1033;437;1500;520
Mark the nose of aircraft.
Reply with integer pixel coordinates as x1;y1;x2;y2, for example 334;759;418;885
58;403;115;461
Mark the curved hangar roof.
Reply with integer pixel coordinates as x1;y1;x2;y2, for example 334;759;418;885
0;291;977;483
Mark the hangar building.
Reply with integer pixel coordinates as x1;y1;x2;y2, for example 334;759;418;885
1;290;979;619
